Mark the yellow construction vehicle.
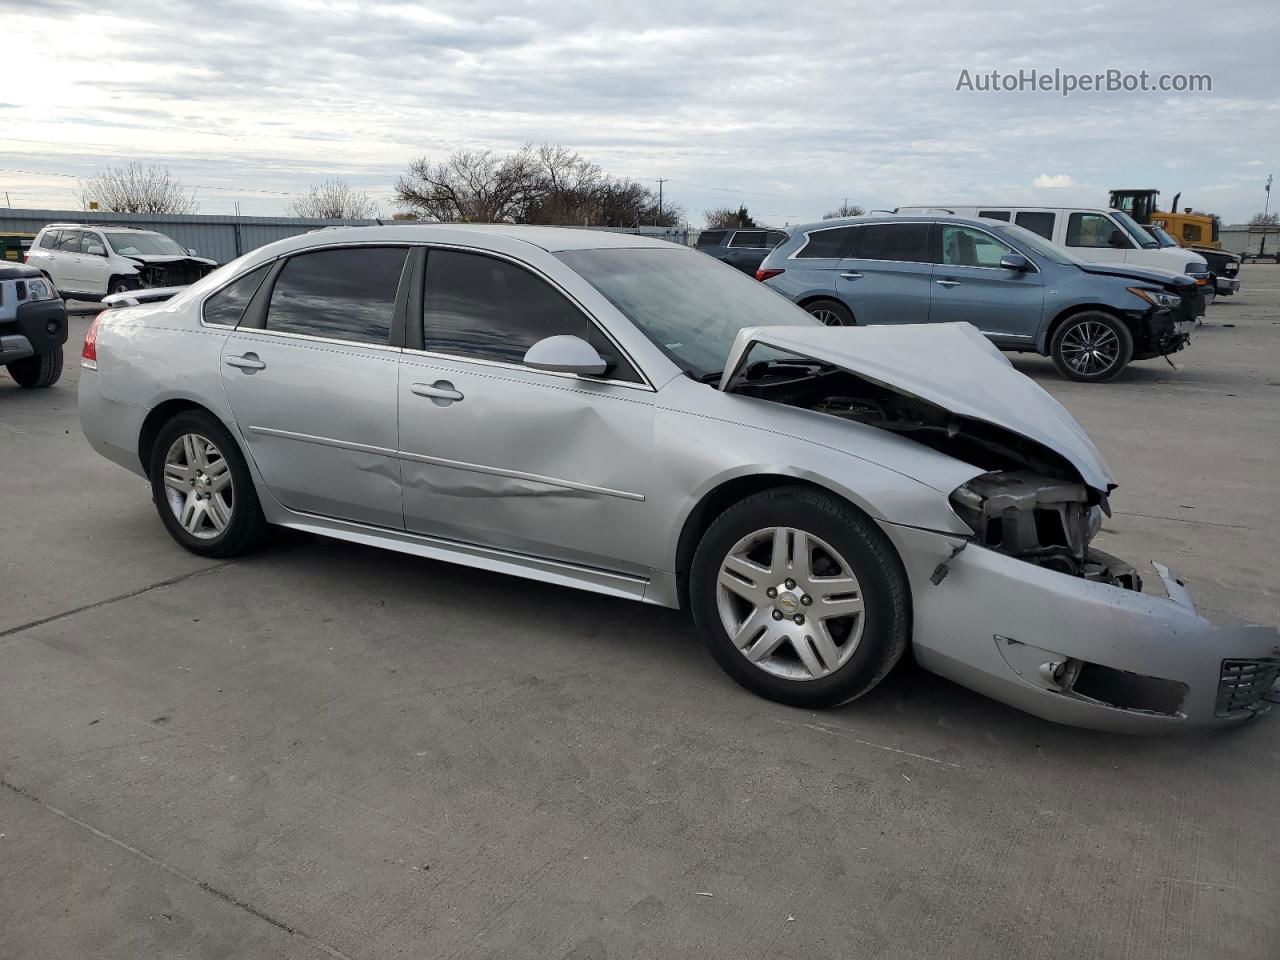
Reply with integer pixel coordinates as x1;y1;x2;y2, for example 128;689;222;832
1108;189;1241;297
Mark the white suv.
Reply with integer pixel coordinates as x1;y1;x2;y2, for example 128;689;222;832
27;224;217;300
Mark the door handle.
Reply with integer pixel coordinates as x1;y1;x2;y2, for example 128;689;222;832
411;380;464;405
839;271;863;280
224;353;266;371
935;279;962;288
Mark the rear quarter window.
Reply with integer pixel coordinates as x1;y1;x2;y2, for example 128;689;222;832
797;227;857;259
1014;212;1055;240
203;264;271;327
696;230;727;248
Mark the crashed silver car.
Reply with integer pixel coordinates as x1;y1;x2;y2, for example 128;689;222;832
77;226;1280;732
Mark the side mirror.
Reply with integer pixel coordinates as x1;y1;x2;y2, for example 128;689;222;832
187;247;198;256
998;253;1030;271
1108;230;1130;249
86;244;106;257
523;335;608;377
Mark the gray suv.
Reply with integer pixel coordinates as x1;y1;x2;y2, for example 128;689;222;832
696;227;790;275
758;215;1200;382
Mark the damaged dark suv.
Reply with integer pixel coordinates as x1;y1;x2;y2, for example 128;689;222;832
27;224;217;301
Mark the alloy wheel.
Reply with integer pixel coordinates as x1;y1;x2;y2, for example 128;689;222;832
162;433;234;539
1059;320;1120;376
715;526;865;681
810;308;844;327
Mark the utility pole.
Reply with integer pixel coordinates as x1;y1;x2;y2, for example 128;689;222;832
1265;174;1273;218
655;178;668;226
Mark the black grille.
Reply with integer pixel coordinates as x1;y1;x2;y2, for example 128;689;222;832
1216;658;1280;718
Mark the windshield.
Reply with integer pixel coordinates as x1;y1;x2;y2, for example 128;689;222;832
1111;211;1159;249
994;223;1082;266
105;231;188;256
1149;224;1178;247
556;248;818;379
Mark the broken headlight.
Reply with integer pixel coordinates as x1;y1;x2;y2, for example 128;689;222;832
949;471;1092;574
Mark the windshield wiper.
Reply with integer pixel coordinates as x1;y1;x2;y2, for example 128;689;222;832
696;370;724;384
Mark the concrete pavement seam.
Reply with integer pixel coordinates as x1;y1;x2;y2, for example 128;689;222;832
0;777;355;960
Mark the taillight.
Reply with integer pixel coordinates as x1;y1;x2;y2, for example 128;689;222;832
755;267;784;282
82;313;102;365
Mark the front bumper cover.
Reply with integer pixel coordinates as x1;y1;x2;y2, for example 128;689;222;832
1215;276;1240;296
880;521;1280;733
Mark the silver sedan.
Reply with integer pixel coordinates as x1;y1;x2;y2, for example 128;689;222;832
78;225;1279;732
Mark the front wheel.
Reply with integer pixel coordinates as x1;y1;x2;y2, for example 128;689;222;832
149;410;266;557
1050;311;1133;383
107;277;139;297
6;347;63;388
690;486;910;708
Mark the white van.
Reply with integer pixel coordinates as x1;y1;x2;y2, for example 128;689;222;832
894;205;1209;282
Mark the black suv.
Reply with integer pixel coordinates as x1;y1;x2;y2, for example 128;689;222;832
1;264;68;388
696;227;790;274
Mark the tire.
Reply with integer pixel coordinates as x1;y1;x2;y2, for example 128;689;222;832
1050;311;1134;383
106;276;139;298
690;485;910;709
148;410;267;558
803;298;855;327
6;347;63;388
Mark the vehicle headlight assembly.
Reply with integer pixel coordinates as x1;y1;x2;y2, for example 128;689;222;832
24;276;59;301
1127;286;1180;309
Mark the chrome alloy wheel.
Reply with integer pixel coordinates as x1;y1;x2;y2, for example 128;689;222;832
162;433;233;540
810;308;844;327
1059;320;1121;376
715;526;865;681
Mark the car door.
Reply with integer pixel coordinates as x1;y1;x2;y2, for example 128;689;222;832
219;245;410;529
79;231;113;295
928;223;1044;344
835;222;933;325
48;229;89;293
1064;211;1128;265
398;247;656;576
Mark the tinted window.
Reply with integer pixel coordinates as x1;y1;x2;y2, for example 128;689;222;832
39;230;61;249
940;225;1013;268
1014;212;1056;240
1066;213;1122;248
728;231;767;248
266;247;406;343
978;210;1011;222
203;264;270;327
798;227;856;259
764;230;789;247
855;223;930;263
422;250;640;382
696;230;727;248
53;230;84;253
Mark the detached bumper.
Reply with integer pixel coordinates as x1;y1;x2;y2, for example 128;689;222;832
880;522;1280;733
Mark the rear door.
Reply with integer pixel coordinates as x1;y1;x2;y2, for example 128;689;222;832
835;222;933;324
219;245;410;528
928;223;1044;344
49;230;89;292
723;230;770;273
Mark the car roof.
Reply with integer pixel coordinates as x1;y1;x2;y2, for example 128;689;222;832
263;224;685;255
0;263;44;280
40;223;164;233
790;213;1021;232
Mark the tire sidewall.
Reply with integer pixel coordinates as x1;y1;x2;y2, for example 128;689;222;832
149;411;261;556
1051;311;1134;382
690;490;908;708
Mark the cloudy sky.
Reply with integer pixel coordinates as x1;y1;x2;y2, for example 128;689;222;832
2;0;1277;226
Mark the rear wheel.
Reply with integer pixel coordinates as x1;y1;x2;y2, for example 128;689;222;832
1050;311;1133;382
149;410;266;557
690;486;910;708
6;347;63;388
803;298;855;327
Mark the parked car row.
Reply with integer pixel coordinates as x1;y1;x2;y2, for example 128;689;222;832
74;224;1278;731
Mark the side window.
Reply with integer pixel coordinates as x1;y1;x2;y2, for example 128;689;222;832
422;249;641;383
940;226;1013;268
696;230;727;249
1014;212;1056;240
764;230;789;248
1066;213;1123;248
203;264;271;327
728;231;767;248
39;230;61;250
265;247;407;344
53;230;84;253
978;210;1011;222
83;233;108;256
855;223;930;263
797;227;857;259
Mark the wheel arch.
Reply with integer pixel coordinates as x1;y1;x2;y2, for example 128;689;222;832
138;398;223;478
1040;303;1132;354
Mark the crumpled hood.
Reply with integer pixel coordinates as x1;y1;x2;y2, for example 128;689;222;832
720;322;1116;493
124;254;218;267
1077;261;1197;289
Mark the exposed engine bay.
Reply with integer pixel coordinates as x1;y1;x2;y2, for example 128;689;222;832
128;258;216;289
730;358;1141;589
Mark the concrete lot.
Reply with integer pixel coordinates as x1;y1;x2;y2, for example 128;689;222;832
2;267;1278;959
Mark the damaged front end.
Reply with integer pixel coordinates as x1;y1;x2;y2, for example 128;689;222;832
128;257;217;289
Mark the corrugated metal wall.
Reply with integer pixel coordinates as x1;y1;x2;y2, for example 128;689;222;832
1220;226;1280;258
0;208;377;265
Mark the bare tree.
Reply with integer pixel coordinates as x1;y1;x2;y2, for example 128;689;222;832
823;201;865;219
395;148;540;222
705;205;757;229
1248;211;1279;227
78;163;198;214
288;179;378;220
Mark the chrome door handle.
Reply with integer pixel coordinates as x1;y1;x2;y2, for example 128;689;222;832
411;380;464;404
935;279;962;288
224;353;266;371
839;271;863;280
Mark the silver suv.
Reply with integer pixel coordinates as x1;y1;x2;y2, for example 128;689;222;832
27;224;216;300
